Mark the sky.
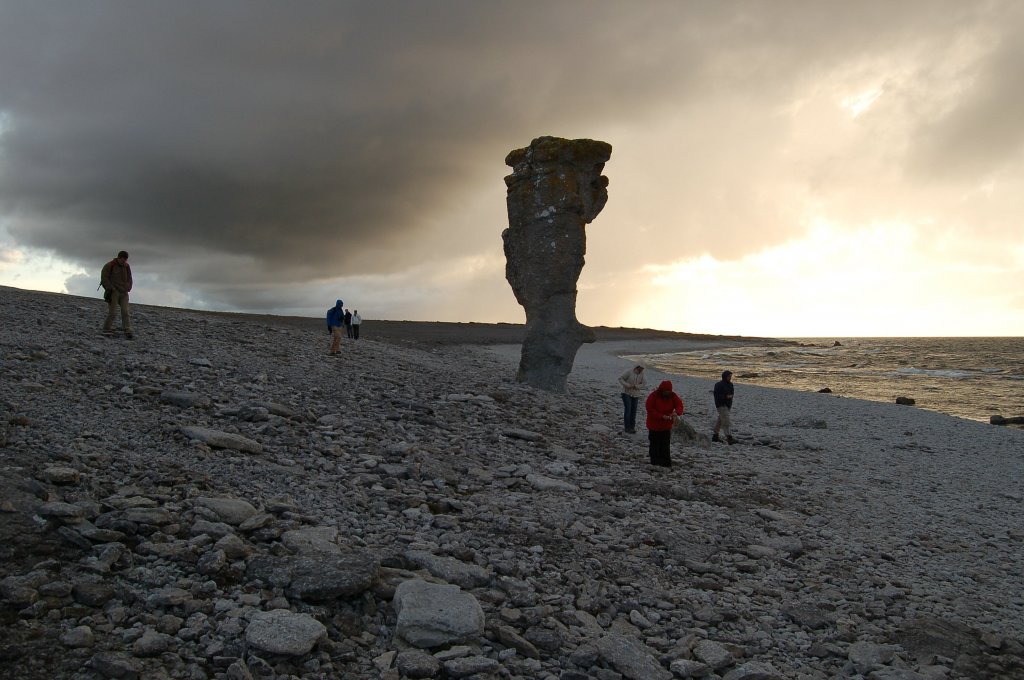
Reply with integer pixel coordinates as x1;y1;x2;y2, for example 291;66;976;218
1;0;1022;337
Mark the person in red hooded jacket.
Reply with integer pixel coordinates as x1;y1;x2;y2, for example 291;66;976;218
645;380;684;467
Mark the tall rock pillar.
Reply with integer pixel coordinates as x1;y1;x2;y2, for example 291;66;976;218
502;136;612;392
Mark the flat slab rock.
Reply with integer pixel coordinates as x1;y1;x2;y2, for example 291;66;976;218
194;496;259;525
179;426;262;453
404;550;490;589
502;428;544;442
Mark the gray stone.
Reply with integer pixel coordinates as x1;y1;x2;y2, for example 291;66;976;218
669;658;711;678
867;670;929;680
225;660;255;680
722;661;785;680
373;650;397;672
502;136;611;392
60;624;96;648
502;428;544;442
179;426;262;453
255;401;304;419
197;549;227;575
525;473;578;492
121;507;173;525
191;519;235;538
72;581;117;607
287;551;380;601
194;496;258;525
394;579;485;648
245;609;326;656
781;601;835;630
36;501;86;519
145;587;192;608
89;652;142;679
892;616;985;664
404;550;490;589
443;655;500;678
281;525;341;553
160;391;211;409
496;624;540;659
672;416;711;446
214;533;253;559
593;633;672;680
42;466;81;484
131;629;175;656
396;649;442;678
75;519;126;543
693;639;734;670
848;641;897;673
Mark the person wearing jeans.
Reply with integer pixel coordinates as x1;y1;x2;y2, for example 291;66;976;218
326;299;345;355
617;365;647;433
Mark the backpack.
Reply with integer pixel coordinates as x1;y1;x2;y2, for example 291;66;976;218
99;261;113;302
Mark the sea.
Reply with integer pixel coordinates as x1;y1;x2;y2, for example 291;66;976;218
628;337;1024;426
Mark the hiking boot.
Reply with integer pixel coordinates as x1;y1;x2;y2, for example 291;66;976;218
726;436;737;445
711;433;720;443
125;332;134;340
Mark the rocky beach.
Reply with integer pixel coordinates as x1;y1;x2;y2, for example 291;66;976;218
1;285;1022;680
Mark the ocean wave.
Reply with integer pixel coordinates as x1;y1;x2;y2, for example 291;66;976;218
894;367;973;379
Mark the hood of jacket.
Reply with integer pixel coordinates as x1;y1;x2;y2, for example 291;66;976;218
657;380;673;392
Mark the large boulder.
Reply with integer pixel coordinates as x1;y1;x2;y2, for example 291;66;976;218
393;579;485;648
245;609;326;656
502;136;611;392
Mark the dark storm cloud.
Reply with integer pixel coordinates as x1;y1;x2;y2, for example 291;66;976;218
1;1;1020;311
0;1;697;294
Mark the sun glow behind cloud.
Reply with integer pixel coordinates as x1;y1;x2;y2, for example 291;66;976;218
630;220;1023;337
841;88;883;118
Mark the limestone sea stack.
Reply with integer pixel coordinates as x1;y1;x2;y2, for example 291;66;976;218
502;136;612;392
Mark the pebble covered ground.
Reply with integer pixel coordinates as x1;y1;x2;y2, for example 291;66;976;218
1;285;1022;680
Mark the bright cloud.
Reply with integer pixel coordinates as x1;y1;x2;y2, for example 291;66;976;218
629;221;1023;337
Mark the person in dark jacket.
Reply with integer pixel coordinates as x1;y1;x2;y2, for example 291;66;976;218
712;370;736;444
101;250;133;339
326;300;345;355
645;380;684;467
344;308;353;338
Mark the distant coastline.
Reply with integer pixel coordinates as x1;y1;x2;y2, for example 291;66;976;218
0;285;788;348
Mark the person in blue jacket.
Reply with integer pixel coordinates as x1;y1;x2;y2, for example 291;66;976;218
326;300;345;355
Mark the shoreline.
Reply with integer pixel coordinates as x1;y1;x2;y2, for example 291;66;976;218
514;337;1022;429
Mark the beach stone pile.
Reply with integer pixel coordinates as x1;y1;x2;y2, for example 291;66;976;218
1;285;1022;680
502;136;612;393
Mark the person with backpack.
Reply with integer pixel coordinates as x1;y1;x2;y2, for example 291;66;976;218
645;380;684;467
101;251;133;339
326;299;345;355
